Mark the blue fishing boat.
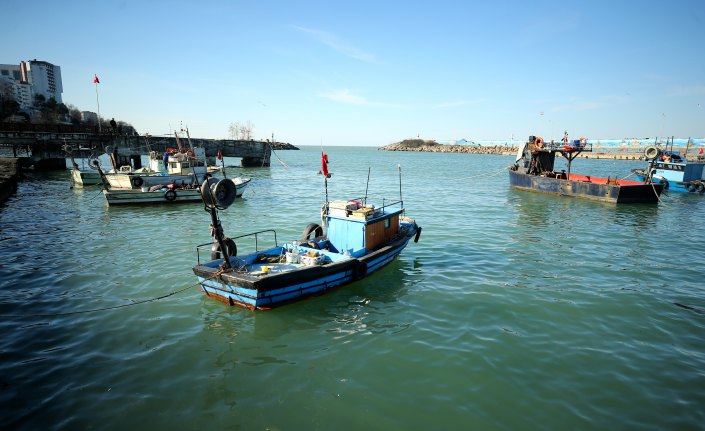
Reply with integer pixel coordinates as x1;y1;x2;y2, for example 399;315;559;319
192;156;422;310
632;139;705;194
509;134;664;203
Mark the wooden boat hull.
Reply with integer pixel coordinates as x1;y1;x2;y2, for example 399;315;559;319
509;170;663;203
193;231;416;310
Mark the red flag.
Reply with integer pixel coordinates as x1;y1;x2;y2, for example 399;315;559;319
217;149;223;160
321;152;329;177
699;148;703;155
93;74;100;84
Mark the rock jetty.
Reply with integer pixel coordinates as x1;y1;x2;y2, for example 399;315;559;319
270;142;299;150
379;139;516;155
379;139;652;161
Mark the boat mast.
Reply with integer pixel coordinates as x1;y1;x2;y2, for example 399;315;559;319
398;164;403;208
684;137;691;159
364;167;371;205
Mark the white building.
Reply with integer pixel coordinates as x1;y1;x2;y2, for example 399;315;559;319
81;111;98;123
20;59;63;103
1;60;64;114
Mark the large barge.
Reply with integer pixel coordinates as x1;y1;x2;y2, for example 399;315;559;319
509;135;663;204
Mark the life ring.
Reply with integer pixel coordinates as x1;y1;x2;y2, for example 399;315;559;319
164;190;177;201
696;182;705;193
300;223;323;242
210;237;237;260
535;137;544;148
685;182;697;193
131;176;144;188
579;137;587;144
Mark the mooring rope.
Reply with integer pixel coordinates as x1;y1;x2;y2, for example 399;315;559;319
466;165;510;180
0;270;226;318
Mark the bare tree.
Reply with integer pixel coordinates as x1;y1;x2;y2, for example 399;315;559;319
228;121;255;140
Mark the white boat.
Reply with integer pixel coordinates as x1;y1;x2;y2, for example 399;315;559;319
64;142;102;186
103;177;251;206
105;146;221;189
70;168;102;186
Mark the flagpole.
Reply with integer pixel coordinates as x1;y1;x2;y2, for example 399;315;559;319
94;74;101;133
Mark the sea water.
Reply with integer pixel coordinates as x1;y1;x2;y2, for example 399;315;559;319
1;146;704;430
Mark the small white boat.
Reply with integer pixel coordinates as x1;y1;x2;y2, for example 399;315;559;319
64;142;102;186
103;177;251;206
105;146;221;189
70;168;102;186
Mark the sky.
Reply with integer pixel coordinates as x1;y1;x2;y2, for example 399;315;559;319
3;0;704;146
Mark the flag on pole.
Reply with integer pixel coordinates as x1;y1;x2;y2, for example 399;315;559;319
321;152;329;177
93;74;100;84
217;149;223;160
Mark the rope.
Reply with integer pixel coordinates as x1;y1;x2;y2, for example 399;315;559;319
0;271;226;318
265;141;289;168
650;180;670;207
466;165;509;180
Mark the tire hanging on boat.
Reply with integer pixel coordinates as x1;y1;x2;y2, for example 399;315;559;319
696;182;705;193
300;223;323;242
685;182;697;193
131;176;144;187
354;261;368;280
164;189;177;201
211;237;237;260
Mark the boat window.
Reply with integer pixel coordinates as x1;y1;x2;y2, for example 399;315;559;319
384;218;390;229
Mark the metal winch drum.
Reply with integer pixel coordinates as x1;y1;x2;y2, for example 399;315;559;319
644;146;660;160
201;177;237;208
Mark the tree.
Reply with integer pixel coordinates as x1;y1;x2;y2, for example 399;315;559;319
228;120;255;140
67;104;82;125
0;95;20;121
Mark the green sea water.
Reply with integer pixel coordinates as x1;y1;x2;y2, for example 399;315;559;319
1;146;704;430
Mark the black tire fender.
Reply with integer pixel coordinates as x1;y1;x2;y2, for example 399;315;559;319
414;226;422;243
354;261;368;280
131;176;144;188
164;189;177;201
211;237;237;260
300;223;323;242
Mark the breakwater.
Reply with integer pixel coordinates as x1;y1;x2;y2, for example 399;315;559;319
379;140;516;155
378;140;673;161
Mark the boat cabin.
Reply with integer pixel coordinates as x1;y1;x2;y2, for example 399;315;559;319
515;135;593;178
325;200;401;257
147;147;208;176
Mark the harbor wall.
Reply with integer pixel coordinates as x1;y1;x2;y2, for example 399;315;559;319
0;158;20;205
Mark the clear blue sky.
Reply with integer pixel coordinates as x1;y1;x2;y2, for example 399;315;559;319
3;0;704;145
